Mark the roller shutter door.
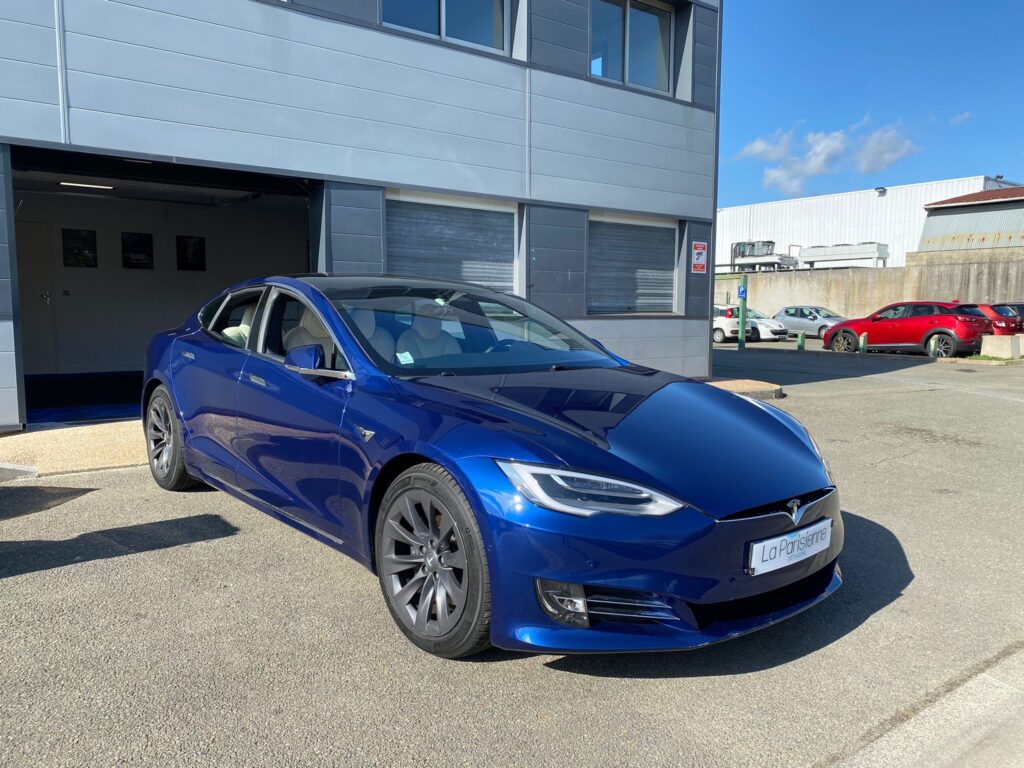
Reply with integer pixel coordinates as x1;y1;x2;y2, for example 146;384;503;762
587;221;675;314
386;200;515;293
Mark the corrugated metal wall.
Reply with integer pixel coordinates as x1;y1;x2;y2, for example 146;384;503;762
919;203;1024;251
715;178;996;270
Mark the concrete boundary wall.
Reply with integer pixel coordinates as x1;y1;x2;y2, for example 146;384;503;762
715;253;1024;318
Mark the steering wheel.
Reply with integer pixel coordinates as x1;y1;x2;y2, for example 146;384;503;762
485;339;517;354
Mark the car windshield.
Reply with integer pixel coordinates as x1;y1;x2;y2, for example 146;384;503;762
746;308;767;319
812;307;841;318
325;286;619;376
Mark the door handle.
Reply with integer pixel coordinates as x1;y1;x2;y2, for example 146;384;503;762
248;374;267;388
181;350;196;361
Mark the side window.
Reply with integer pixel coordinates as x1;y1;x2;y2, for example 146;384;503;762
785;308;798;317
210;291;263;348
876;305;909;320
260;291;346;371
198;296;224;329
909;304;935;317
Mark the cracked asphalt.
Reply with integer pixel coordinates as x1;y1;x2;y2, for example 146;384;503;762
1;349;1022;767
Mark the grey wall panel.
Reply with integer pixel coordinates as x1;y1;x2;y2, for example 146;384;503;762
0;5;62;143
289;0;378;25
530;70;716;219
0;144;25;429
527;205;586;318
692;6;719;110
60;0;527;198
685;221;712;319
530;0;589;76
325;182;385;275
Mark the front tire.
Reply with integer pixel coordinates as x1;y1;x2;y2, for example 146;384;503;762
818;325;829;339
750;327;761;342
831;331;858;353
375;464;492;659
145;385;200;491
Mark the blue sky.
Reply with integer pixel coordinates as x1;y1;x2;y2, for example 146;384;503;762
717;0;1024;207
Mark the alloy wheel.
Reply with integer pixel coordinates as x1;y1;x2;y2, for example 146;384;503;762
147;398;173;476
835;333;855;353
381;490;469;638
934;335;955;357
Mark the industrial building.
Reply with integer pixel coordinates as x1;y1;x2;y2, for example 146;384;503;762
715;176;1019;273
0;0;723;432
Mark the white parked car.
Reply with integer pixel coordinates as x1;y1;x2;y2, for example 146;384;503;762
713;305;753;343
746;307;790;342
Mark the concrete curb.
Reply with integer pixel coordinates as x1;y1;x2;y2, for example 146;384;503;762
0;463;37;482
936;357;1024;366
707;379;786;401
714;345;935;362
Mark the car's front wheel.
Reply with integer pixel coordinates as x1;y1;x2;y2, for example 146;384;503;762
145;385;200;491
713;328;726;343
750;327;761;342
831;331;858;353
375;464;492;659
818;325;829;339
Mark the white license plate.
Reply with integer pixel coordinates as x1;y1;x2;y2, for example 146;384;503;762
748;518;832;576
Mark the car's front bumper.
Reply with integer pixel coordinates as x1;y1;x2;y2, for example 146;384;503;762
453;458;844;653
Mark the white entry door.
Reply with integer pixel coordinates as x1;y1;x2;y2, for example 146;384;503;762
15;221;57;374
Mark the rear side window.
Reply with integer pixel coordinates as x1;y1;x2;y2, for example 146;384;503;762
908;304;936;317
211;291;263;348
198;296;224;329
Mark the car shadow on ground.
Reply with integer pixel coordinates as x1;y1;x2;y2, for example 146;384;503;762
0;513;239;579
712;348;936;387
0;485;97;523
532;512;912;678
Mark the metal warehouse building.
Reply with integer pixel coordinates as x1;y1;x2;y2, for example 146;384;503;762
715;176;1019;272
0;0;722;432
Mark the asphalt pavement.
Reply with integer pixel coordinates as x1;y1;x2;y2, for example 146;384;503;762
2;349;1023;767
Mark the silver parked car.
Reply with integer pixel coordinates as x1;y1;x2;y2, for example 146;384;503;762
773;306;846;339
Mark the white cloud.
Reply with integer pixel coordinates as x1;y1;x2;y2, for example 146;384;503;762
762;130;848;195
849;113;872;131
855;127;917;174
737;129;793;162
949;112;973;126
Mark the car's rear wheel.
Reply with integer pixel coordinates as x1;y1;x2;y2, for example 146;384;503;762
831;331;858;353
929;333;957;358
375;464;491;659
713;328;726;343
146;385;200;491
818;325;829;339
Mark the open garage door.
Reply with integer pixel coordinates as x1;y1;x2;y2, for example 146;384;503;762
11;147;313;423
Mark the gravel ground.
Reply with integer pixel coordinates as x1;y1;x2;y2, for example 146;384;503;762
1;350;1022;767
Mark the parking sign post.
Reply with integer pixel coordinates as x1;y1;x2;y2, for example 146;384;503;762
737;276;748;351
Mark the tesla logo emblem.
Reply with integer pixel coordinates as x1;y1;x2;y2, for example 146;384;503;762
786;499;804;525
356;426;375;443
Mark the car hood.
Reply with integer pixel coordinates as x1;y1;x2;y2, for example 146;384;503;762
402;365;830;518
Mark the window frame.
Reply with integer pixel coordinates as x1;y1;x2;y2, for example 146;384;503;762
253;286;354;375
590;0;675;95
382;0;512;57
205;287;266;349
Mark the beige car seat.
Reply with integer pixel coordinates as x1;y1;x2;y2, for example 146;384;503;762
283;308;333;358
349;308;396;362
396;307;461;362
222;304;257;347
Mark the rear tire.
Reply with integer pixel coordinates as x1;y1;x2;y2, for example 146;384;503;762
928;333;957;358
713;328;726;344
145;385;200;491
375;463;492;659
831;331;858;353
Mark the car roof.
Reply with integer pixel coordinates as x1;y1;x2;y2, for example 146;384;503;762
293;273;508;296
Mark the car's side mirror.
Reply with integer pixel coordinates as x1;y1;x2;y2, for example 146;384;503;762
869;315;881;322
284;344;354;380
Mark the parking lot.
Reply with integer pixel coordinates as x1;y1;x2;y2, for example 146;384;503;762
2;349;1023;768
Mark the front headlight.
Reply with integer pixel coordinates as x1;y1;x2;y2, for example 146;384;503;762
496;461;684;517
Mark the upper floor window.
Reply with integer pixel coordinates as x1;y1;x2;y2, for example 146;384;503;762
384;0;507;53
591;0;673;93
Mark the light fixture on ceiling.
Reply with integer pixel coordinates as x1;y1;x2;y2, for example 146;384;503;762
59;181;115;190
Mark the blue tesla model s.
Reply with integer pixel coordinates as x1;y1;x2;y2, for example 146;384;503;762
143;274;843;658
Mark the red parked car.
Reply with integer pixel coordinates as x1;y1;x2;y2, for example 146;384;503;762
823;301;991;357
982;304;1024;335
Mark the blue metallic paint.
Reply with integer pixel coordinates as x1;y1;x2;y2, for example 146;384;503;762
144;276;843;654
